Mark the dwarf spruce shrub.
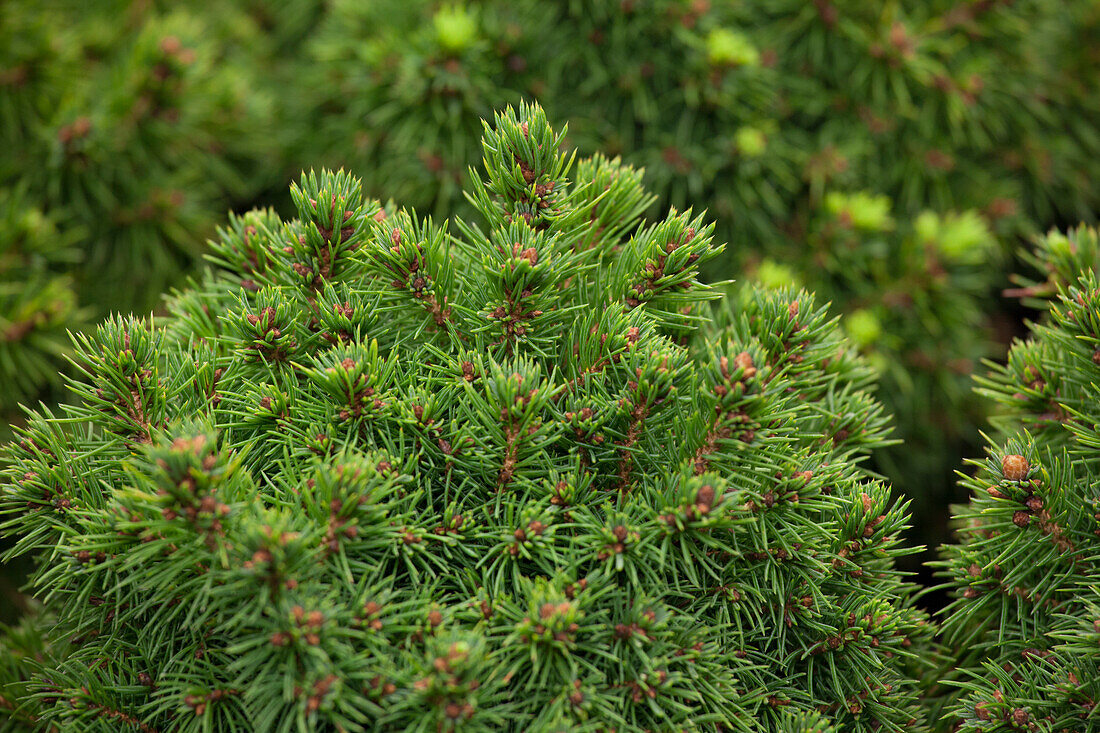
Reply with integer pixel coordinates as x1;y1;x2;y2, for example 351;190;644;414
935;226;1100;731
0;104;932;731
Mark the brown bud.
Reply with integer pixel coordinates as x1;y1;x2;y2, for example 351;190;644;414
696;484;716;509
734;351;755;378
1001;454;1029;481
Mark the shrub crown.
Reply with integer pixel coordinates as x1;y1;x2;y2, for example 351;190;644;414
0;103;931;732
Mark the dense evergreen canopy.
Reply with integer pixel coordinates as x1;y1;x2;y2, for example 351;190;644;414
0;103;931;732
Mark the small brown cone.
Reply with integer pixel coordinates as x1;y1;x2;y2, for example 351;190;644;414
1001;454;1029;482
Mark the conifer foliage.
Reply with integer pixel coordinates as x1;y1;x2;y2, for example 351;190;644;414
936;226;1100;731
0;104;931;731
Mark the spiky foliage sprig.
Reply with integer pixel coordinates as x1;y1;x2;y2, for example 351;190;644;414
935;225;1100;731
304;0;1100;552
0;103;931;731
1005;225;1100;308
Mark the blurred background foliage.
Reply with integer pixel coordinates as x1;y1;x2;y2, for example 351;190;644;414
0;1;287;428
1;0;1098;620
